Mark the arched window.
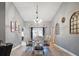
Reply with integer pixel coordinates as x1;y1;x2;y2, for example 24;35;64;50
70;11;79;34
55;23;59;35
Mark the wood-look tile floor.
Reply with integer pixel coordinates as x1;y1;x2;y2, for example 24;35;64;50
11;45;71;56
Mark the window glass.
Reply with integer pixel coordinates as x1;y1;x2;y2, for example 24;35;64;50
70;11;79;34
32;27;43;40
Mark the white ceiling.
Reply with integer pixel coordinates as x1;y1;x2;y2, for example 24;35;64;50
13;2;62;22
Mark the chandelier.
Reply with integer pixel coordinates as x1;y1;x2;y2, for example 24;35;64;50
34;3;42;24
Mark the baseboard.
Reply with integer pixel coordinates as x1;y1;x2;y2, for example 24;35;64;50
12;44;21;51
55;44;77;56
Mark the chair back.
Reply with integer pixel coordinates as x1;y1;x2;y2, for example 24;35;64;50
5;43;13;56
0;43;13;56
0;46;5;56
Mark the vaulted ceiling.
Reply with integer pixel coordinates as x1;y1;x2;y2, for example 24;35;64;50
13;2;62;22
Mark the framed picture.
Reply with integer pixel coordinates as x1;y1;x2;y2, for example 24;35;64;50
18;25;21;33
15;21;21;33
10;21;15;32
15;21;18;31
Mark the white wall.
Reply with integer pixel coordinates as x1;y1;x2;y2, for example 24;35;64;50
0;2;5;43
5;2;24;47
51;2;79;55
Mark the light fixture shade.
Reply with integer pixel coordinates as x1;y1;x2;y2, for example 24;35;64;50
34;19;42;24
34;3;42;24
38;19;42;24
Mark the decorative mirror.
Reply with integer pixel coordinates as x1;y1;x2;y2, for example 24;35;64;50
61;17;65;23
